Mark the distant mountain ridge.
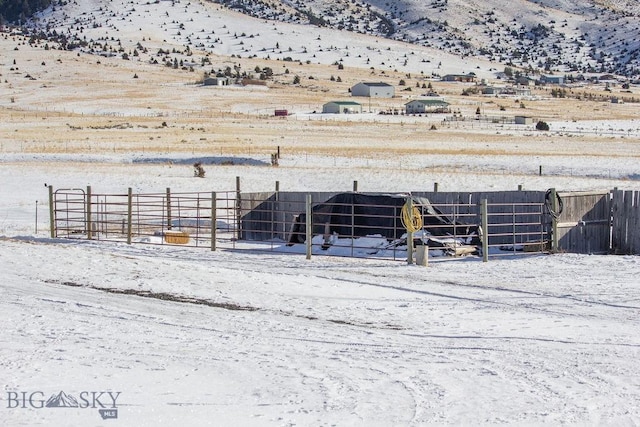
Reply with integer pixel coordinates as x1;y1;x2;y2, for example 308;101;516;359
210;0;640;77
15;0;640;79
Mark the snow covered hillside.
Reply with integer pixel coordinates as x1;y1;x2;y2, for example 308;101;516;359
208;0;640;77
25;0;640;79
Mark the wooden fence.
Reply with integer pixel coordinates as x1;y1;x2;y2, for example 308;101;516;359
554;190;611;254
611;189;640;255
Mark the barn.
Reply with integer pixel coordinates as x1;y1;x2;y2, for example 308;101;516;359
405;99;450;114
322;101;363;114
351;82;395;98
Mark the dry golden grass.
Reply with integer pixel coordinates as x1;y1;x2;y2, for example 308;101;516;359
1;32;639;161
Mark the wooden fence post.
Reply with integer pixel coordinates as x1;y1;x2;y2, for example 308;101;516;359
86;185;92;240
274;181;280;240
48;185;55;238
550;187;558;253
236;176;242;241
481;198;489;262
166;187;172;230
127;187;133;245
305;194;312;260
211;192;216;251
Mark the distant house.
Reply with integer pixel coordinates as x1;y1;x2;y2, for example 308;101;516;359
540;75;564;85
322;101;363;114
515;76;536;86
203;77;231;86
442;73;476;83
483;86;518;96
405;99;450;114
515;115;534;125
351;82;395;98
599;74;617;82
482;86;506;95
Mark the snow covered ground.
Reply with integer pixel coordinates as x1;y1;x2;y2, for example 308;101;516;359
1;155;640;426
1;234;640;426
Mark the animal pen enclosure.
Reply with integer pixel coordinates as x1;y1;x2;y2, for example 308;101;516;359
48;185;640;261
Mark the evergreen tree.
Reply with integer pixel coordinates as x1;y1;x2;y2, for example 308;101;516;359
0;0;51;24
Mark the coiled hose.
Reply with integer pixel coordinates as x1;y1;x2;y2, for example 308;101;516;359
401;201;423;233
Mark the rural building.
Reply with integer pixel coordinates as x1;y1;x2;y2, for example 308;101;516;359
515;76;536;86
351;82;395;98
515;86;532;97
515;115;534;125
322;101;363;114
540;75;564;85
482;86;520;96
405;99;450;114
203;77;231;86
482;86;507;95
442;73;477;83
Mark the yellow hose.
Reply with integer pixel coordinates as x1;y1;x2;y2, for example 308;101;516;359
401;201;423;233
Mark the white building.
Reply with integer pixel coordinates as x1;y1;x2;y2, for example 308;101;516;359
405;99;450;114
351;82;395;98
322;101;363;114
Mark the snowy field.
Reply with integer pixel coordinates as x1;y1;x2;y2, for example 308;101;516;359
1;0;640;424
1;156;640;426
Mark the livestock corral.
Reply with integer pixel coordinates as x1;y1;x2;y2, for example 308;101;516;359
50;184;640;262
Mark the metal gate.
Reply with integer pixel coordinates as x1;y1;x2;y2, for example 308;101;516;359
52;188;87;238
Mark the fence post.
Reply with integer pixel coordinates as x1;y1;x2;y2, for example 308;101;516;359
406;197;414;265
434;182;439;192
86;185;92;240
305;194;312;260
236;176;242;241
481;199;489;262
550;187;558;253
127;187;133;245
48;185;55;238
353;180;358;192
166;187;172;230
211;192;216;251
274;181;280;240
